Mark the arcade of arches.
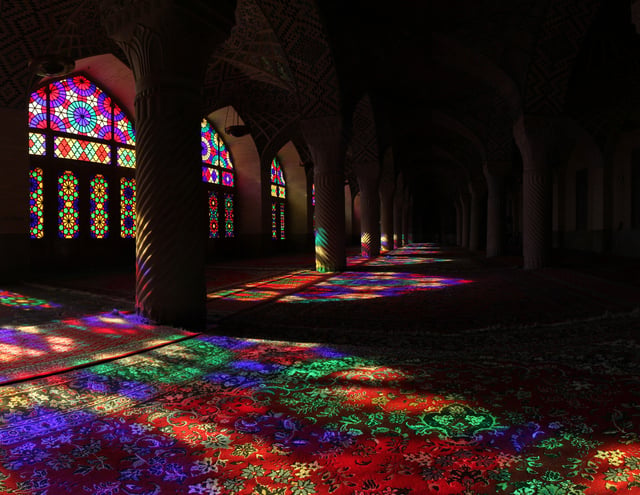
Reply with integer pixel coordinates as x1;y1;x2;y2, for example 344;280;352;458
2;1;640;494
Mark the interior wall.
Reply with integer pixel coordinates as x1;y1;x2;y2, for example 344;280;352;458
0;107;29;281
611;129;640;257
206;106;263;257
554;135;606;253
277;141;311;251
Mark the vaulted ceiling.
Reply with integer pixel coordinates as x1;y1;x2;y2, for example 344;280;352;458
3;0;640;219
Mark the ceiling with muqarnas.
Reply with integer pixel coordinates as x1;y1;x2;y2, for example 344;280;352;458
3;0;640;224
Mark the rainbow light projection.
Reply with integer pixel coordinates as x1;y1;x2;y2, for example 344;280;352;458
120;178;136;238
29;168;44;239
279;272;471;303
89;175;109;239
57;171;79;239
0;290;58;310
208;191;219;239
365;256;452;266
201;119;234;237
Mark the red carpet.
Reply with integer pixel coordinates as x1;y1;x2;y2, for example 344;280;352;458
0;312;639;493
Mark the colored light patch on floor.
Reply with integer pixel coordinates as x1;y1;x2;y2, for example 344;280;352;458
365;256;452;266
0;311;197;384
207;272;326;304
0;290;59;310
278;272;471;303
0;328;636;493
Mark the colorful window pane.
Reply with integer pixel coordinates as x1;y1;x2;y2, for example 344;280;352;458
28;87;48;129
49;76;111;138
280;203;285;240
271;157;286;198
120;178;136;238
58;171;79;239
89;175;109;239
29;132;46;156
222;171;234;187
202;167;219;184
54;136;111;164
29;168;44;239
209;191;219;239
312;183;315;206
224;194;234;238
117;148;136;168
113;102;136;145
271;203;277;239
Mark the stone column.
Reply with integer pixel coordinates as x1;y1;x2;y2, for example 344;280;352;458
514;115;553;269
484;162;508;257
301;116;347;272
468;182;483;251
402;188;411;246
456;200;462;246
103;2;234;329
356;169;381;257
393;174;404;248
460;190;470;249
379;163;395;252
0;107;29;281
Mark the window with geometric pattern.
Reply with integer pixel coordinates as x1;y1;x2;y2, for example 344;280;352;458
270;156;286;240
201;119;235;238
28;74;136;240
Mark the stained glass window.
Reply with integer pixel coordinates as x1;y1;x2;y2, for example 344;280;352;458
28;75;136;241
120;178;136;238
54;136;111;164
58;171;79;239
90;175;109;239
272;203;277;239
29;168;44;239
271;157;286;240
29;132;46;156
201;118;235;238
224;194;234;238
270;157;286;199
117;148;136;168
209;191;219;239
280;203;286;240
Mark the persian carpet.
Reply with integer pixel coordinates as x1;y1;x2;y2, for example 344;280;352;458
0;311;639;494
0;287;196;385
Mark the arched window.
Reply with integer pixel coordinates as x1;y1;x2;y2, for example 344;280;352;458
28;74;136;241
201;119;235;238
270;157;286;240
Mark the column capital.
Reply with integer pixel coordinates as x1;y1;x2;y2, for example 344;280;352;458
101;0;234;93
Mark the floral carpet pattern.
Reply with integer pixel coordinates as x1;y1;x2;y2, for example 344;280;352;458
0;312;639;494
0;243;639;494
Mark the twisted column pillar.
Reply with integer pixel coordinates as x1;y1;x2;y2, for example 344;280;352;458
393;175;405;248
103;2;234;329
301;117;347;272
514;115;553;269
402;189;411;246
460;191;470;249
468;182;483;251
378;158;395;252
455;199;462;246
356;170;381;257
484;163;508;257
